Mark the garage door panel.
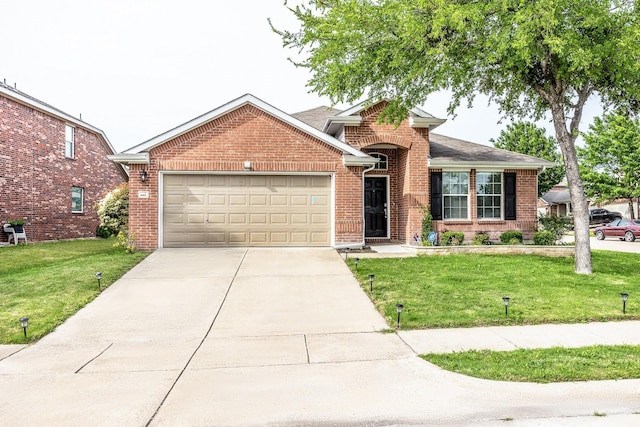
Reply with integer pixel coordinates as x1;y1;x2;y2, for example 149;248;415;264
163;174;331;247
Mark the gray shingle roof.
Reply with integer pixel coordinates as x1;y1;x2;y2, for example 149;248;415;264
291;106;554;168
429;133;554;167
291;106;341;131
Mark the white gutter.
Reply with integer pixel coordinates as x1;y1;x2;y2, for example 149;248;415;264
428;160;552;171
107;153;150;165
343;154;379;167
410;116;447;130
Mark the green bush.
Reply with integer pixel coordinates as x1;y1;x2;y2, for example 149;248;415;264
96;225;114;238
421;204;433;244
472;232;491;245
537;214;571;242
441;231;465;246
534;230;556;245
500;230;523;244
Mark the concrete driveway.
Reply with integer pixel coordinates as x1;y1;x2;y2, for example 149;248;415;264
1;248;639;426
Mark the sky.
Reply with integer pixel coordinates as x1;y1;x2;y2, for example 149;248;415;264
2;0;603;153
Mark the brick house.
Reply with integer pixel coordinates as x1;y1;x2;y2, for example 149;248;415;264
109;94;551;250
0;82;127;242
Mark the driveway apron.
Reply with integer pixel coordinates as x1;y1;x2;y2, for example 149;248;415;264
1;248;639;426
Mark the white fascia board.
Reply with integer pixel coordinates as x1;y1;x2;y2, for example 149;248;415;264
343;154;379;167
123;93;365;157
429;160;549;170
323;115;363;134
107;153;150;164
410;116;447;130
0;85;119;155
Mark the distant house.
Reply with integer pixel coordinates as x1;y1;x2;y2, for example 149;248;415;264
109;94;552;250
0;82;127;242
538;184;572;217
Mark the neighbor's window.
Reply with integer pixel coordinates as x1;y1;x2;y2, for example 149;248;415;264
477;172;502;219
71;187;84;213
370;153;388;170
443;172;468;219
65;124;75;158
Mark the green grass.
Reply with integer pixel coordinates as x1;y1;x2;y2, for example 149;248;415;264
0;239;149;344
421;345;640;383
349;251;640;329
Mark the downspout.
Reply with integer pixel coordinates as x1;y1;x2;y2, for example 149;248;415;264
332;163;376;250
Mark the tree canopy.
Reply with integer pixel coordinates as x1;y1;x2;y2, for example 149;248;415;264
579;111;640;218
491;122;565;197
275;0;640;274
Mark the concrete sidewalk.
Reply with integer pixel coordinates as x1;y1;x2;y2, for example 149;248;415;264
400;321;640;354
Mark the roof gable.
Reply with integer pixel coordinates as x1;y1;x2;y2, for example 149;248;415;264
121;94;369;161
323;99;446;135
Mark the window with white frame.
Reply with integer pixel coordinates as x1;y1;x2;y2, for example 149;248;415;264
369;153;388;170
71;187;83;213
443;172;468;219
477;172;502;219
65;124;75;158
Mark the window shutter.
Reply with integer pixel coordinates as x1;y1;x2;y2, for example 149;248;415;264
430;172;443;220
504;172;516;220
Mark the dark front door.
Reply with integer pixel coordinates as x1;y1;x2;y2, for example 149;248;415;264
365;177;387;238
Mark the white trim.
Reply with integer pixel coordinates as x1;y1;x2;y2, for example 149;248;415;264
107;153;150;164
368;153;389;171
409;116;446;129
343;154;378;166
158;172;164;248
429;160;547;170
476;171;504;221
123;94;369;159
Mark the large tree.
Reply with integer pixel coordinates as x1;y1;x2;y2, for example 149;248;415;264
490;122;565;197
579;111;640;218
274;0;640;274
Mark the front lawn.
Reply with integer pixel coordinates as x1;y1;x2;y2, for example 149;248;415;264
422;345;640;383
348;251;639;329
0;239;149;344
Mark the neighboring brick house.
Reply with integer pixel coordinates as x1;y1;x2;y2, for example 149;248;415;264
109;94;551;250
0;82;127;242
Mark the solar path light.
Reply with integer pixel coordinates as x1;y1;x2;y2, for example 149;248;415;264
354;257;359;270
396;303;404;328
19;317;29;338
96;272;102;289
502;297;510;317
621;292;629;314
368;274;375;292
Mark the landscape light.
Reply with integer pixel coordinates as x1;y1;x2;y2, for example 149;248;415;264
396;303;404;328
369;274;375;292
96;272;102;289
19;317;29;338
621;292;629;314
502;297;510;317
354;257;359;270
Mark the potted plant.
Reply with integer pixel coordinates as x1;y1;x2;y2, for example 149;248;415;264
6;219;25;233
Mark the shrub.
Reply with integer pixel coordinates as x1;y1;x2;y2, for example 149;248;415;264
500;230;523;244
533;230;556;245
96;225;113;239
537;214;571;243
472;232;491;245
96;184;129;236
114;228;136;254
441;231;464;246
420;204;433;245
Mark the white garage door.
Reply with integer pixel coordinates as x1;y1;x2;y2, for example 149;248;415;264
163;174;331;247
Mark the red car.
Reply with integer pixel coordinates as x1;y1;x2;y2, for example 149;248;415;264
595;219;640;242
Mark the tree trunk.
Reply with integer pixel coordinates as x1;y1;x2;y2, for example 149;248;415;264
628;199;635;219
549;105;592;274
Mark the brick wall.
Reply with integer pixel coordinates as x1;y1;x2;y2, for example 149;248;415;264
344;101;430;243
0;94;126;242
130;105;364;250
431;169;540;242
